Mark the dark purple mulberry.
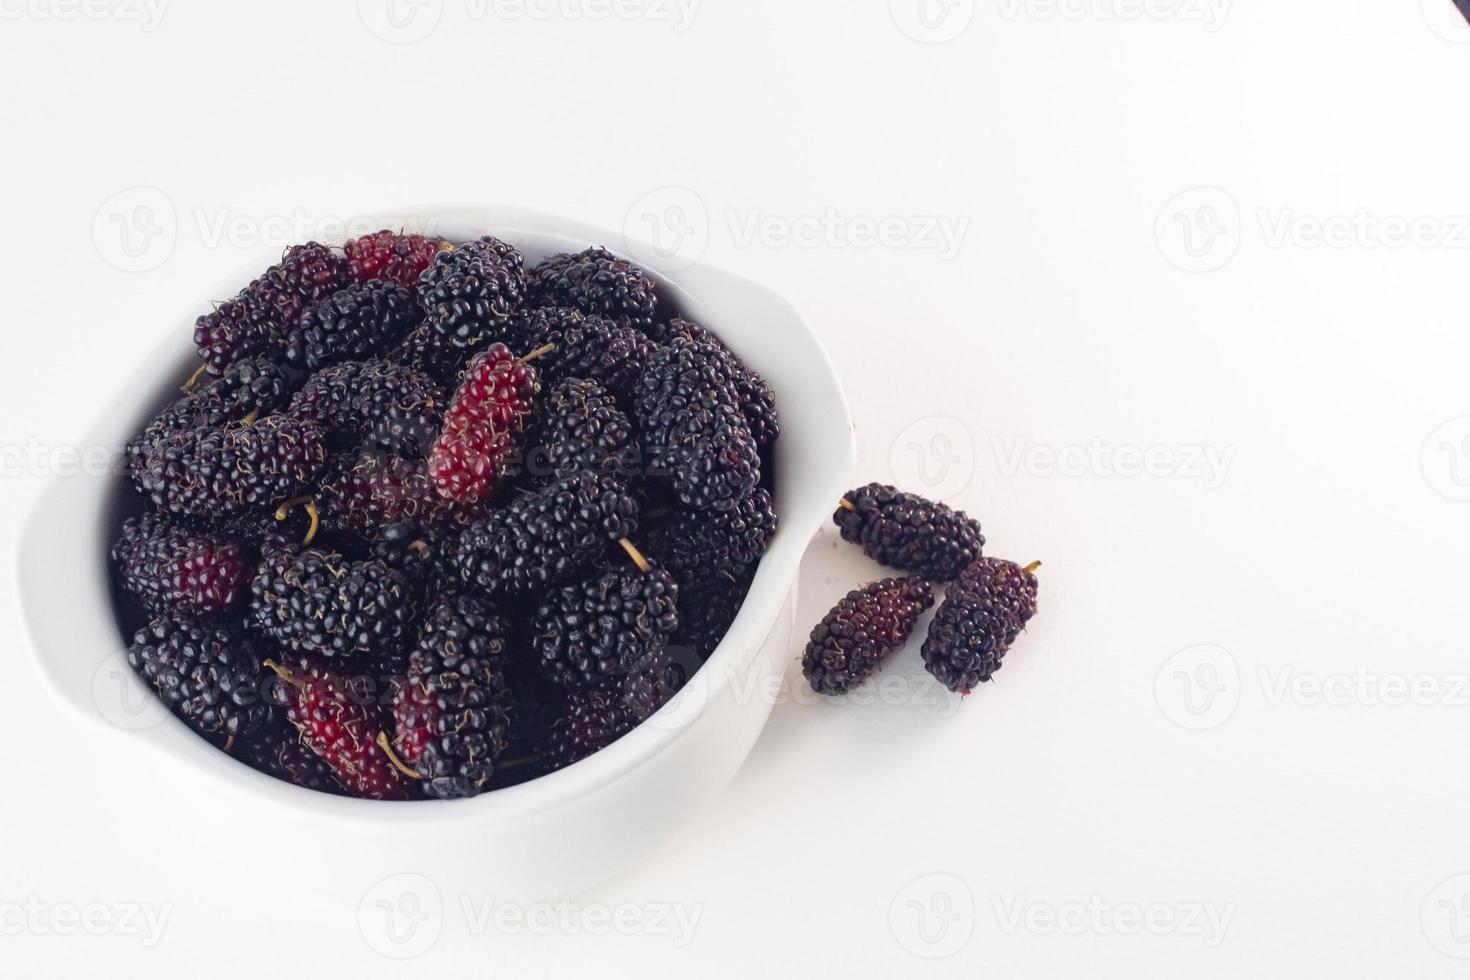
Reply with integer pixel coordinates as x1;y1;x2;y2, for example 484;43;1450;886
834;483;984;581
802;577;935;696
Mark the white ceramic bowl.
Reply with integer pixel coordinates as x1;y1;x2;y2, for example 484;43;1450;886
15;204;854;902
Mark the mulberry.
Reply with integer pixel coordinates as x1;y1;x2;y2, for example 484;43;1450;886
802;577;935;696
284;280;420;371
921;559;1040;694
289;359;443;458
269;656;407;800
515;306;653;395
428;343;538;503
527;247;657;332
527;378;638;483
112;513;250;617
250;544;419;660
418;236;527;349
127;613;277;739
532;565;679;690
641;488;776;576
834;483;984;581
345;229;445;288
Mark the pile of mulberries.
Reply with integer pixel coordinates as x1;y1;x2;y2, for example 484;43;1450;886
111;231;780;800
809;484;1042;700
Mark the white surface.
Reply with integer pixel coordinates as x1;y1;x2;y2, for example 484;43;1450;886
1;1;1468;976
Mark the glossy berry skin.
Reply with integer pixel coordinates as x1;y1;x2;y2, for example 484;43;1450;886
193;242;349;374
516;306;653;395
543;655;685;771
454;472;639;596
528;378;637;483
634;337;761;512
319;453;489;536
285;281;420;371
527;247;658;332
131;414;327;521
642;488;776;577
250;545;419;661
240;729;346;795
802;577;935;696
273;656;407;800
289;359;443;458
428;343;538;503
533;566;679;691
345;230;444;288
834;483;984;581
921;558;1039;694
127;613;277;739
392;595;513;799
418;236;527;349
662;317;778;446
112;514;250;617
670;566;754;662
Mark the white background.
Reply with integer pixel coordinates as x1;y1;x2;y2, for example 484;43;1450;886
2;0;1470;976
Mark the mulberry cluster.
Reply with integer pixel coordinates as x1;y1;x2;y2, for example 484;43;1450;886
834;483;984;581
527;247;658;332
194;242;349;374
392;596;514;799
455;471;640;596
533;566;679;690
921;558;1040;694
250;544;418;661
270;656;407;800
114;230;782;799
289;358;443;457
418;236;527;349
127;613;277;739
345;230;444;288
635;337;761;512
802;578;935;696
428;343;539;503
112;513;250;617
529;378;637;482
285;280;420;371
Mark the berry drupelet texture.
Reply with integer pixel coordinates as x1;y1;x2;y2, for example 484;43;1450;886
250;544;419;660
418;236;527;350
921;558;1040;694
543;655;685;771
526;247;658;332
239;729;346;795
318;453;489;536
428;343;539;504
642;488;776;577
802;577;935;696
532;566;679;691
528;378;637;483
391;595;513;799
834;483;984;581
515;306;653;395
132;414;327;521
454;471;639;596
270;656;407;800
112;513;250;617
127;613;277;739
285;280;421;371
634;337;761;512
194;242;349;374
670;566;754;662
345;230;445;289
662;318;779;446
289;358;443;458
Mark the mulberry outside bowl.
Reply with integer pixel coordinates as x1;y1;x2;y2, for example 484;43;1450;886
15;204;855;904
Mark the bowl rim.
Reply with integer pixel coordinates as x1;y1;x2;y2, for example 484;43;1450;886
15;202;857;825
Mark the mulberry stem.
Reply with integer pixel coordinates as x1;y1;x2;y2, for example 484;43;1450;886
519;342;556;365
182;363;209;392
838;498;856;512
618;538;651;573
1023;560;1041;573
376;732;422;779
274;495;320;545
